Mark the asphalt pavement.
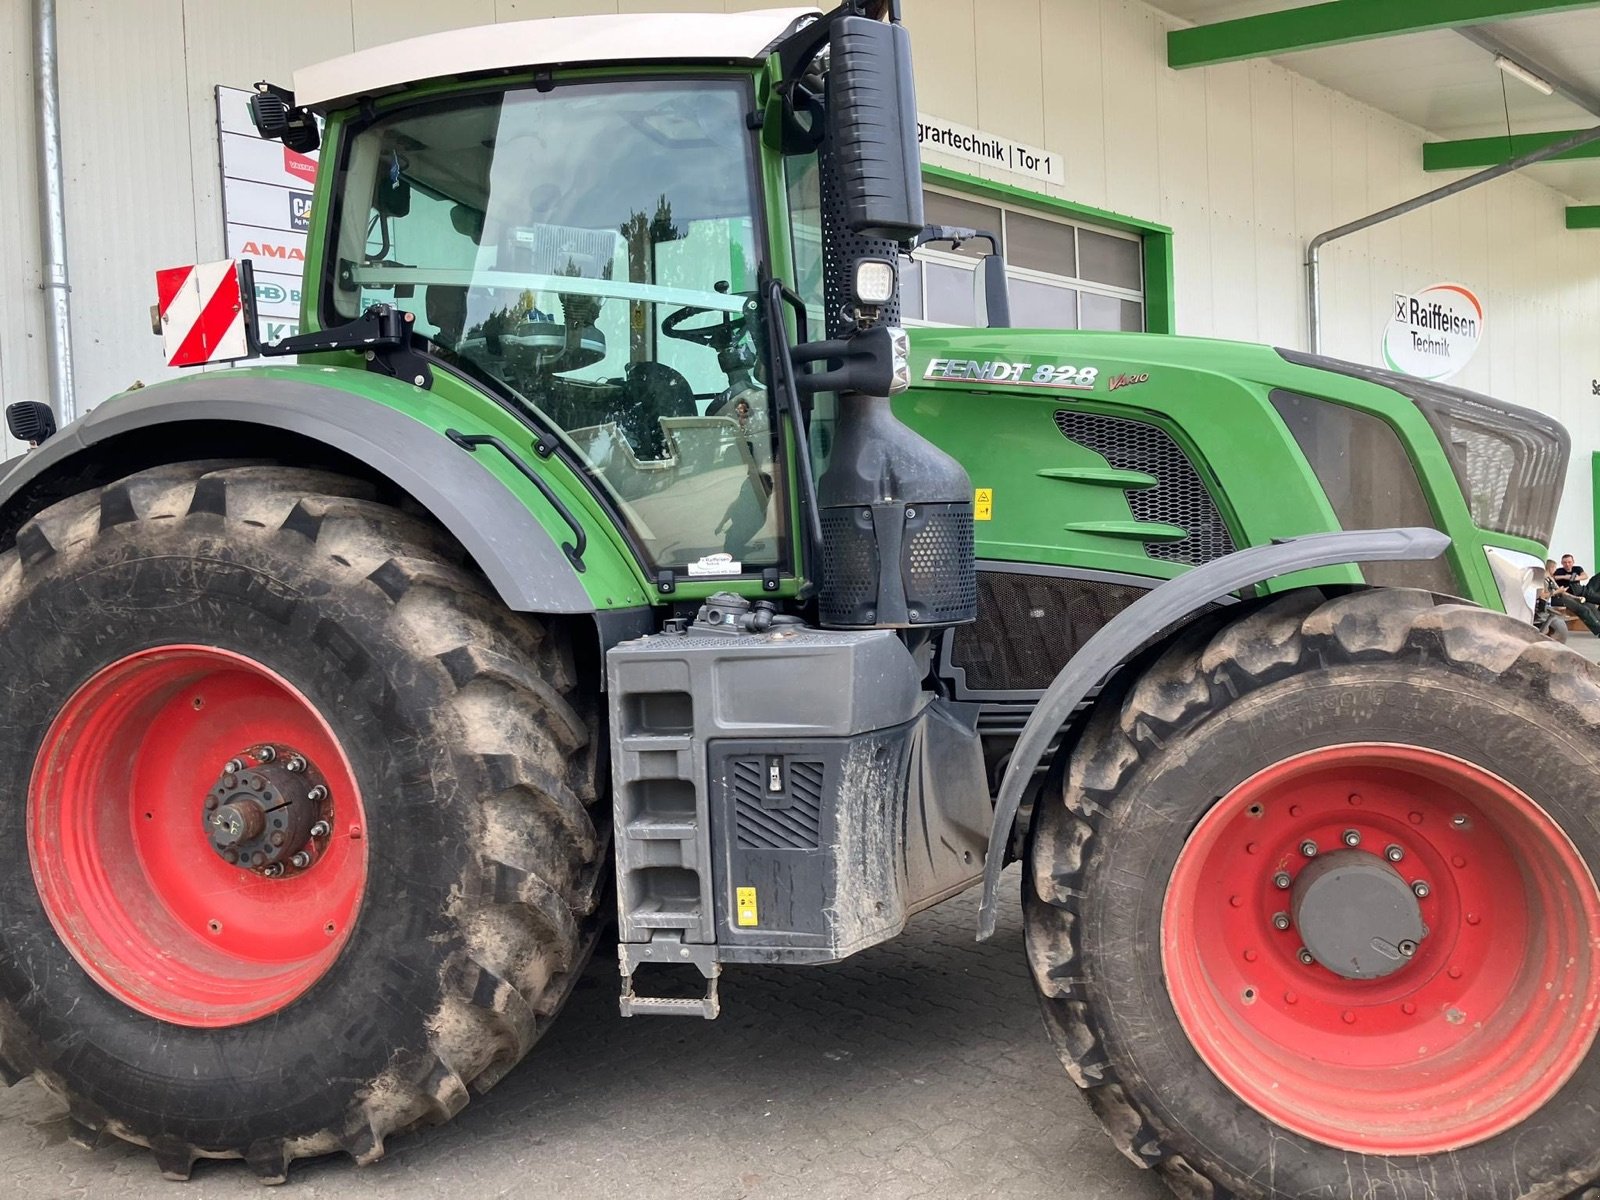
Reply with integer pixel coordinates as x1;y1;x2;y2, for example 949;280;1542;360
0;868;1166;1200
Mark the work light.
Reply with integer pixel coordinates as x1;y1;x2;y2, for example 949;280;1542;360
853;257;897;307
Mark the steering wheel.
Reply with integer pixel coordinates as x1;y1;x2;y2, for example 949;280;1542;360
662;303;749;353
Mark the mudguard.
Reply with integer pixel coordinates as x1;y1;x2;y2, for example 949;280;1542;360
975;526;1453;940
0;373;597;614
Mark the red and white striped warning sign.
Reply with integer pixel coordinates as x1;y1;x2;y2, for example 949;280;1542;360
156;259;250;367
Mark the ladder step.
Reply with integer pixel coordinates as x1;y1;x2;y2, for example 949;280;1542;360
619;993;720;1019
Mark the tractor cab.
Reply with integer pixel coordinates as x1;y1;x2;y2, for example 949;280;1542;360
258;2;956;615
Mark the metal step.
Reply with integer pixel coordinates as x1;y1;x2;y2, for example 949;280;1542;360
618;933;721;1019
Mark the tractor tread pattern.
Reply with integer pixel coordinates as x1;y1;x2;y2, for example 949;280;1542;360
1025;587;1600;1200
0;462;603;1183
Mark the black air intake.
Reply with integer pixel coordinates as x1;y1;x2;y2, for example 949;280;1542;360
816;393;976;630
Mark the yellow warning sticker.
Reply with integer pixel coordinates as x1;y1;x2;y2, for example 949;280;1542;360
736;887;759;927
974;487;994;521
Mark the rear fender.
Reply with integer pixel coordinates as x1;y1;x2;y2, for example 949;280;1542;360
976;527;1453;940
0;372;622;617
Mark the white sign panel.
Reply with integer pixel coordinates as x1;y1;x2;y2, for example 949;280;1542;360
917;113;1064;186
1382;283;1484;382
217;85;319;342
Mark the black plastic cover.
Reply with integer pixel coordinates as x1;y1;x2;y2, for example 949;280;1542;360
826;17;924;242
1270;390;1461;595
1276;348;1568;546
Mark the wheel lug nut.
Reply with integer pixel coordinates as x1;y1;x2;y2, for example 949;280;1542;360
251;851;266;866
309;820;330;839
204;796;218;811
1273;871;1292;890
307;786;328;804
1342;829;1361;847
285;756;306;773
224;758;242;774
1412;880;1431;898
290;851;311;869
257;746;276;763
270;831;286;847
1298;948;1314;966
224;849;238;864
1272;912;1291;931
1299;841;1318;858
1385;844;1404;862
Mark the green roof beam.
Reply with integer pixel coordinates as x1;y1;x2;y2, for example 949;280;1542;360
1423;129;1600;171
1169;0;1600;70
1567;206;1600;228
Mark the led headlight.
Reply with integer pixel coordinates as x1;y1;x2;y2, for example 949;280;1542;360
853;257;898;308
1484;545;1545;623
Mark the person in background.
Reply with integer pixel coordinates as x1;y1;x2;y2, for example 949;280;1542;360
1549;557;1600;636
1532;568;1569;642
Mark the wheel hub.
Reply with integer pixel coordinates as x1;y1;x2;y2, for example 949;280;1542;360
203;743;333;877
1290;849;1425;979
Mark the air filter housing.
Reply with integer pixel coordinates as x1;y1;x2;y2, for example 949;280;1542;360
816;393;976;630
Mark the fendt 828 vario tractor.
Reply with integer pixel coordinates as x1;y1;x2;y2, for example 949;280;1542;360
0;4;1594;1197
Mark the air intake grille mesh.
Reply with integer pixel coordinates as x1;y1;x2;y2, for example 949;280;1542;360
1053;411;1236;565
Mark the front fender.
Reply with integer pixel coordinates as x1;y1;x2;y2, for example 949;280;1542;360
976;527;1453;940
0;369;633;615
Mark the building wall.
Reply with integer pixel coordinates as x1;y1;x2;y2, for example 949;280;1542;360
3;0;1598;557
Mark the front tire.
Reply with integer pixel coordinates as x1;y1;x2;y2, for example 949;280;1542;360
1026;588;1600;1199
0;463;602;1181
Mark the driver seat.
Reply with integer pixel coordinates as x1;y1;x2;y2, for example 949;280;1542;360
619;362;697;459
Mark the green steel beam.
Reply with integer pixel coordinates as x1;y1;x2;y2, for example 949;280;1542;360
1168;0;1600;70
1423;129;1600;171
1568;205;1600;228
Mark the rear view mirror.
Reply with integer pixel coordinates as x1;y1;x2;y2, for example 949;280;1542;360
916;225;1011;328
974;255;1011;329
376;151;411;218
825;16;924;242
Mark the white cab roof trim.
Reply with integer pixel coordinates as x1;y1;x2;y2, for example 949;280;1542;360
295;8;820;111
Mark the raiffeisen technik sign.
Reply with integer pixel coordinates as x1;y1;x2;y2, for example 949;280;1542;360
1383;283;1484;382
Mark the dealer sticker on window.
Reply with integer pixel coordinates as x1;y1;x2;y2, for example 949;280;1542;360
923;358;1099;390
686;552;742;577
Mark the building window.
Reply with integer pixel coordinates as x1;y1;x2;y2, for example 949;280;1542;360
903;188;1146;332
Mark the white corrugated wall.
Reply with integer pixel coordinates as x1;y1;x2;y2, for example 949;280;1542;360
3;0;1598;555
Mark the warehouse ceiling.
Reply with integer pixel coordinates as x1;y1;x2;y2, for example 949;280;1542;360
1147;1;1600;205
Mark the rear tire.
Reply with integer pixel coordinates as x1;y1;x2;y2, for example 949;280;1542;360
1026;588;1600;1199
0;463;603;1181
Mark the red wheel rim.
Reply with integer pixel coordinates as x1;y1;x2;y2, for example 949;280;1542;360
29;646;367;1027
1162;743;1600;1154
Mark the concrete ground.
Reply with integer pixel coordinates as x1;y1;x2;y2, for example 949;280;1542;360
0;870;1167;1200
4;631;1594;1200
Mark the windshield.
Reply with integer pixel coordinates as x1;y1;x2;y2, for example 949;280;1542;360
325;78;785;577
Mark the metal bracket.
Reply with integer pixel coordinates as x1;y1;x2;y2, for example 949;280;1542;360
618;933;721;1019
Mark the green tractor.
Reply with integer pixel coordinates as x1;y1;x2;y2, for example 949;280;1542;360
0;4;1593;1197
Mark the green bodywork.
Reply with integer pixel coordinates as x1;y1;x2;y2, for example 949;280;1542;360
896;329;1528;607
117;58;1529;622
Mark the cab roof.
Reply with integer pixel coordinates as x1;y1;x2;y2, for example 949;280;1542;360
294;8;820;112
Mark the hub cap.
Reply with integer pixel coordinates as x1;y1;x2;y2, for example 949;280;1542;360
1162;743;1600;1153
29;646;367;1027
